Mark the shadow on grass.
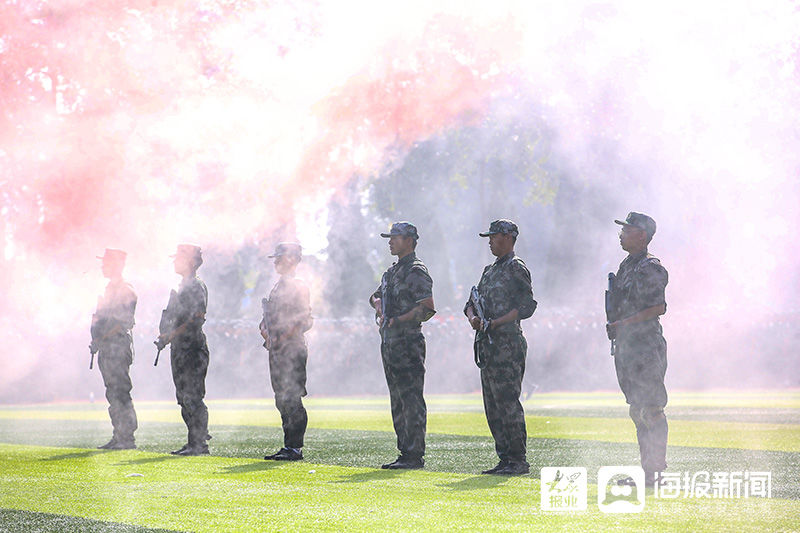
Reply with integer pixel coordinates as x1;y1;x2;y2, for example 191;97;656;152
0;508;181;533
437;474;512;491
330;469;405;484
217;460;284;474
41;450;110;461
116;454;183;466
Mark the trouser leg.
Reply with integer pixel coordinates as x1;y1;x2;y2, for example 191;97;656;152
173;349;209;447
395;367;426;458
270;344;309;449
276;394;308;449
630;404;668;474
99;351;137;442
381;335;426;458
480;336;527;463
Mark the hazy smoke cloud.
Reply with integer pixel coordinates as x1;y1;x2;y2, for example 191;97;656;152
1;1;799;400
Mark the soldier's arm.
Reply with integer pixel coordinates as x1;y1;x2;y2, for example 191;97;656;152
394;266;435;324
369;286;382;315
394;296;436;324
611;260;667;327
465;266;491;327
634;259;668;309
510;260;537;320
486;260;534;329
109;287;137;331
167;284;206;341
259;306;269;340
465;307;481;330
609;304;666;328
487;308;519;329
282;284;313;339
184;283;208;323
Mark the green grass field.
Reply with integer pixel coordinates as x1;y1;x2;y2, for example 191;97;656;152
1;391;799;532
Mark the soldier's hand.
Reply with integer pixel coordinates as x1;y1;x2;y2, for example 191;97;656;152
469;316;481;331
154;335;167;351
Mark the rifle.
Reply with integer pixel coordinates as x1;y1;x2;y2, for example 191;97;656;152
154;290;178;366
154;308;205;365
89;315;127;369
605;272;617;356
469;285;493;368
260;297;271;350
378;270;390;344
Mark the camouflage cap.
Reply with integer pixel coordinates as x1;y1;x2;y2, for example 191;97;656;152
268;242;302;258
614;212;656;238
479;219;519;237
96;248;127;263
380;221;419;240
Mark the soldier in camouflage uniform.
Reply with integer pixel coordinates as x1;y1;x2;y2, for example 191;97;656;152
607;212;669;487
369;222;436;470
261;242;314;461
90;248;138;450
465;220;537;476
155;244;211;456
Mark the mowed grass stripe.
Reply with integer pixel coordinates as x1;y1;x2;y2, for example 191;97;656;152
2;419;799;501
2;405;799;452
7;390;799;411
0;443;797;533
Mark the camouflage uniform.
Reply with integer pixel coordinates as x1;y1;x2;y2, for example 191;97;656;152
261;276;313;449
465;252;536;466
372;252;433;460
166;277;210;449
611;249;669;475
91;279;138;444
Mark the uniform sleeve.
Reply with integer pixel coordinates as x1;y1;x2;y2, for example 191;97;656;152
510;260;537;320
635;260;668;309
370;285;381;305
288;282;313;332
463;265;490;316
462;298;473;316
97;285;137;332
109;286;137;330
407;265;433;303
177;282;207;326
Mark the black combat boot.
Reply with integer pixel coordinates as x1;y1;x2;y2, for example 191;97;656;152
265;447;303;461
97;438;117;450
382;455;424;470
495;461;530;476
481;460;509;475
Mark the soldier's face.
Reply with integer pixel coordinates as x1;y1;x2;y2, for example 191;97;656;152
173;254;192;276
489;233;512;257
388;235;412;256
101;259;122;279
273;255;298;275
619;225;647;252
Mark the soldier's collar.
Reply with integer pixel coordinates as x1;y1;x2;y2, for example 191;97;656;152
179;276;199;288
625;250;648;263
396;251;417;266
494;251;515;265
